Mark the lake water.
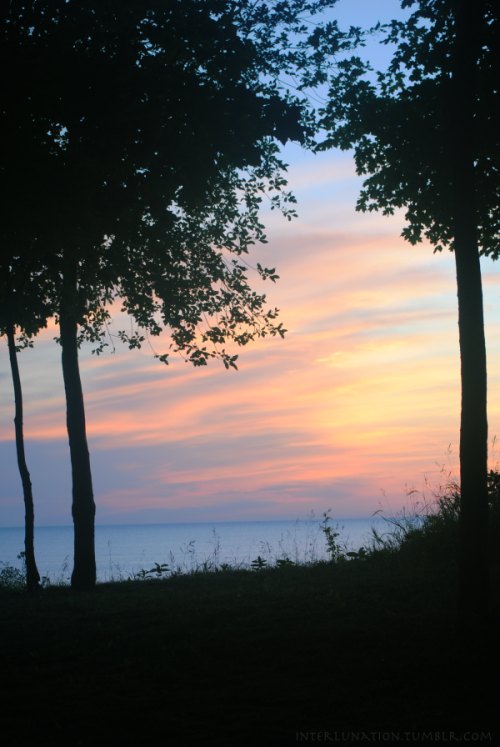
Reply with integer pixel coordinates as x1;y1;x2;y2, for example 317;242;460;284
0;517;387;583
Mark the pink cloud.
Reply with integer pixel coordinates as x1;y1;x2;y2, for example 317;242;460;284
2;147;500;525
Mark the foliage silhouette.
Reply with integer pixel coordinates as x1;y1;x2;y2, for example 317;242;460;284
320;509;347;562
378;467;500;562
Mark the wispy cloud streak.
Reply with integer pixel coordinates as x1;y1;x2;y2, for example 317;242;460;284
2;148;500;525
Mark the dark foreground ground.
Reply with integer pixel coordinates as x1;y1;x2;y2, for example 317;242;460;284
1;555;498;746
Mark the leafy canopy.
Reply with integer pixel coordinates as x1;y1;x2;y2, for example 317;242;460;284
2;0;359;365
317;0;500;256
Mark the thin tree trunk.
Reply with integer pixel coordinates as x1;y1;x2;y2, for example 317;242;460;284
5;321;41;592
59;266;96;590
451;0;489;630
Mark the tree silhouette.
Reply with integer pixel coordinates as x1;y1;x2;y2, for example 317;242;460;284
3;0;354;589
0;256;54;591
317;0;499;626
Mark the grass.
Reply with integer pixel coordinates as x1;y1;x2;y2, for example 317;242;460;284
1;480;500;746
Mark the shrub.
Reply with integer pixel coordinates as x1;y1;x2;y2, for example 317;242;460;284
0;558;26;590
320;510;349;563
371;468;500;562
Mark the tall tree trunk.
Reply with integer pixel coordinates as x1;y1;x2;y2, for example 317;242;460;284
5;321;41;592
59;265;96;590
451;0;489;630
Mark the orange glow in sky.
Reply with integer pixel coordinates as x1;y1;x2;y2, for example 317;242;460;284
2;0;500;526
2;146;500;526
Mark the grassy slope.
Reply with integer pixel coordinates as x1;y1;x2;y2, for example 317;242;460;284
1;553;499;746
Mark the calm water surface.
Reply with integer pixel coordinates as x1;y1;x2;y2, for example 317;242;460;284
0;518;386;582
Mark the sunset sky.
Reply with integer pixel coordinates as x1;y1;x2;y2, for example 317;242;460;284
2;0;500;527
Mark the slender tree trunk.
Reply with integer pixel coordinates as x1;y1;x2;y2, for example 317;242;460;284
451;0;489;630
59;265;96;590
5;322;41;591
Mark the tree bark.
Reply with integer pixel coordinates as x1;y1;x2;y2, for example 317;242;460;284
59;265;96;590
451;0;489;630
5;321;41;592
